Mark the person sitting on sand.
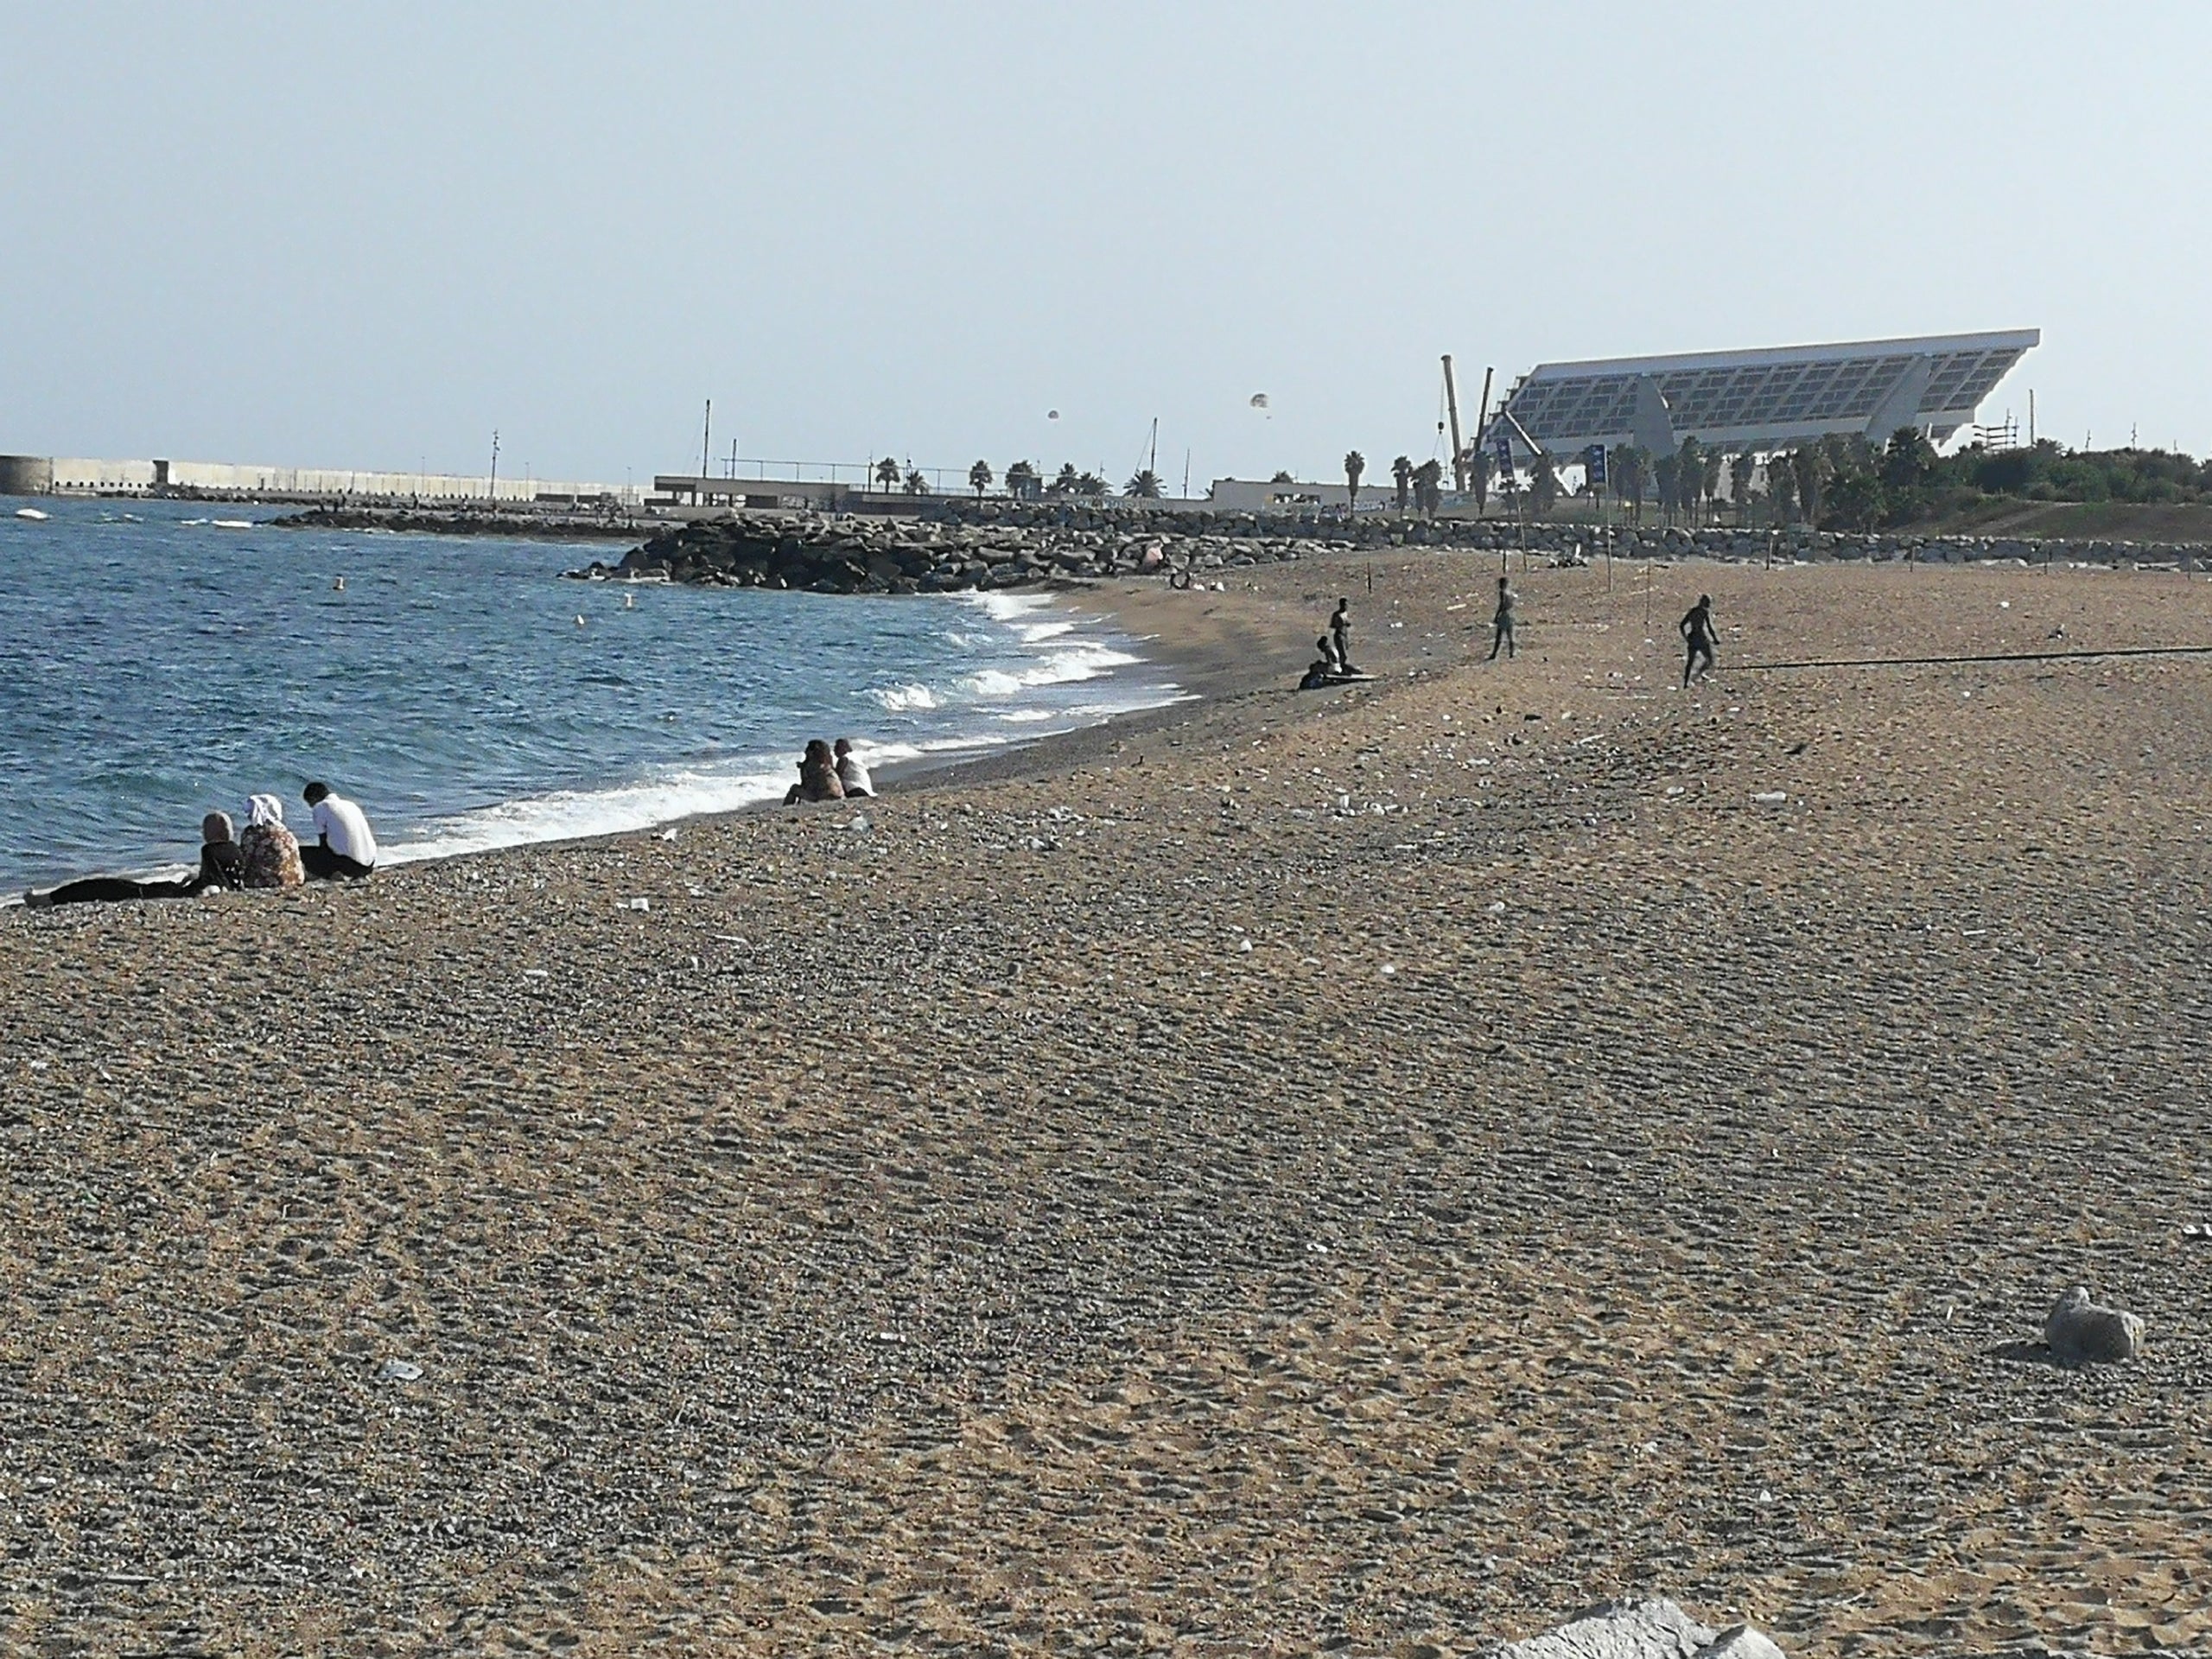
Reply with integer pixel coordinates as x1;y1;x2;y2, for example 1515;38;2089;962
782;740;846;805
238;794;306;888
1489;575;1517;661
27;811;248;907
1680;594;1717;688
1316;632;1344;675
300;780;378;880
833;739;874;798
1298;657;1335;691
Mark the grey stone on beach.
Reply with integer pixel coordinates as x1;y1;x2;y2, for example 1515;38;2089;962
2045;1285;2145;1365
1490;1598;1784;1659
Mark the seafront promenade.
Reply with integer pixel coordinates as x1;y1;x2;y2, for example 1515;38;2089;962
4;555;2209;1654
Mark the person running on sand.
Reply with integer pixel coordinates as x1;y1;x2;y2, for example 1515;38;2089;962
782;740;846;805
28;811;247;906
1680;594;1718;688
238;795;306;888
1330;599;1353;671
1489;575;1516;661
301;781;378;880
833;739;874;798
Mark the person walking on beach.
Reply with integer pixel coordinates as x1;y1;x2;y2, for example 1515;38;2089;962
301;781;378;880
1330;599;1353;672
1680;594;1718;687
1489;575;1517;661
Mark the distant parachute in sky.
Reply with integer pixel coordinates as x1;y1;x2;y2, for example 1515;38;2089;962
1047;410;1059;420
1249;393;1269;409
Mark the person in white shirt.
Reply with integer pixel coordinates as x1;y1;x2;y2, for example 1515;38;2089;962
300;780;379;880
833;739;874;798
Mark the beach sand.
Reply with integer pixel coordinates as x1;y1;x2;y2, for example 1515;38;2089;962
4;550;2211;1655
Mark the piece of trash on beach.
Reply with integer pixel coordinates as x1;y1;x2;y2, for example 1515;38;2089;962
379;1359;423;1382
1751;791;1789;804
1664;785;1685;797
658;828;677;842
1486;901;1507;914
847;815;870;832
624;897;652;912
521;969;550;980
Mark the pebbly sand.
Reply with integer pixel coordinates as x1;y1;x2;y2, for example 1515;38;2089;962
4;550;2211;1656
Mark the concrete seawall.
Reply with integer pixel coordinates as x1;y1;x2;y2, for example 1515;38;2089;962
0;453;630;506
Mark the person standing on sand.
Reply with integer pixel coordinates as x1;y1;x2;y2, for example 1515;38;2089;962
1489;575;1517;661
1330;599;1353;671
1681;594;1718;687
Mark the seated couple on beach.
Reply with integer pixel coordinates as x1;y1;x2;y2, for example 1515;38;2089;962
29;783;378;906
783;738;874;805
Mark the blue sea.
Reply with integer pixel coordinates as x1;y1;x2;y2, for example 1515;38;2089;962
0;499;1179;892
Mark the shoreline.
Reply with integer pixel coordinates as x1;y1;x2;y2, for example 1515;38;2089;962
9;577;1226;901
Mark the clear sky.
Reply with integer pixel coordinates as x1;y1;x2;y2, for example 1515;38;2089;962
3;3;2206;489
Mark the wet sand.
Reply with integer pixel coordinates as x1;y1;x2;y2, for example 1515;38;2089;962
5;551;2211;1655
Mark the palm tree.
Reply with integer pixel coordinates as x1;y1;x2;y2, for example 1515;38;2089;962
1790;443;1829;528
1676;438;1705;525
874;456;900;493
1654;453;1681;524
1464;445;1492;512
1126;468;1164;499
1049;462;1082;496
1764;455;1798;524
1005;460;1039;500
1414;458;1444;518
904;467;928;495
1344;450;1365;512
1611;445;1649;522
968;459;993;498
1728;452;1758;526
1076;471;1109;496
1391;454;1414;512
1526;451;1559;517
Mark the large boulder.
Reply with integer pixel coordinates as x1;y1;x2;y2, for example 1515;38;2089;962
2046;1286;2144;1365
1491;1599;1783;1659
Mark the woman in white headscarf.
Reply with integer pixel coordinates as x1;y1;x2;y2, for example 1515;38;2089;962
238;794;305;889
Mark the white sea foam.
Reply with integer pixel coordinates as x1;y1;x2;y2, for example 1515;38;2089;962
385;762;796;865
964;644;1141;697
868;682;939;711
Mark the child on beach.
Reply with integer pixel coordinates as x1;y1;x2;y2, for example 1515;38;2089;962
1489;576;1516;661
1680;594;1717;687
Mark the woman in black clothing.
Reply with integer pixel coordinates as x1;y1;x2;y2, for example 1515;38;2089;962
28;812;249;906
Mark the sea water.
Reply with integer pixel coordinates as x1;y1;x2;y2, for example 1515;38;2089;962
0;499;1180;891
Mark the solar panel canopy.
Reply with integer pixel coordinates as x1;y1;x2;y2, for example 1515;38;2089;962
1487;330;2038;459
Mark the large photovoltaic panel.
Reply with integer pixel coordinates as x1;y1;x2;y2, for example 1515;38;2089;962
1488;330;2038;457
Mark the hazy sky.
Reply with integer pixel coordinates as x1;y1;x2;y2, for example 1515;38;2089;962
3;3;2207;488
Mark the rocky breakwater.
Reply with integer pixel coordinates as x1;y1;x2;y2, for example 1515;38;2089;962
570;509;1338;594
570;499;2212;595
274;505;650;540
